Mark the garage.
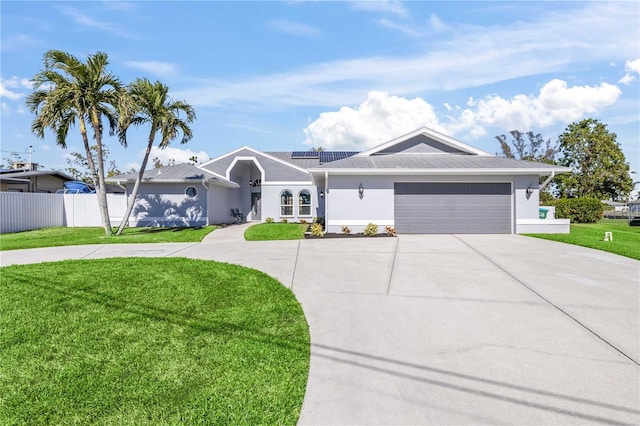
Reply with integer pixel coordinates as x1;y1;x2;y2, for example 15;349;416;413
394;182;512;234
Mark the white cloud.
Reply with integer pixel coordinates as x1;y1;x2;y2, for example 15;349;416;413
124;162;140;172
350;1;409;18
58;5;137;39
304;91;445;150
266;19;321;37
0;76;32;100
174;2;638;109
304;80;623;149
148;146;210;167
619;58;640;84
125;61;179;78
448;79;622;137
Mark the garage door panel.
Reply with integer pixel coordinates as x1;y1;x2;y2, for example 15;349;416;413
394;183;511;234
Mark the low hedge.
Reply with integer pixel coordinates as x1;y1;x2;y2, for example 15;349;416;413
552;198;604;223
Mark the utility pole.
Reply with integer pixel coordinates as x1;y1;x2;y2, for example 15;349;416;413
28;145;33;170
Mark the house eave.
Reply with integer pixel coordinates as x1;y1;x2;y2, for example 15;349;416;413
108;178;240;188
308;167;572;177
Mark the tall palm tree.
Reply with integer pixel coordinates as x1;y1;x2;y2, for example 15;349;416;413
116;78;195;235
26;50;123;235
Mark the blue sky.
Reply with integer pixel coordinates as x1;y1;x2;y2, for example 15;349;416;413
1;1;639;185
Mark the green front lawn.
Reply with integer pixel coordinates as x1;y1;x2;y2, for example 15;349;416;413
244;223;308;241
0;258;310;425
0;226;216;251
527;219;640;260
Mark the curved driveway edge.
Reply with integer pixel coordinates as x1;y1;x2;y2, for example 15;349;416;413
1;227;638;425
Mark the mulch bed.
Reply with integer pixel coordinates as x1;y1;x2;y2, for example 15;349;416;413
304;232;395;239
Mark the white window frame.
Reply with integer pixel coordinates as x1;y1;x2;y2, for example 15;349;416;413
280;190;294;217
298;190;312;217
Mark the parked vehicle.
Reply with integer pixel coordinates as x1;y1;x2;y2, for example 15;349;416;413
55;181;95;194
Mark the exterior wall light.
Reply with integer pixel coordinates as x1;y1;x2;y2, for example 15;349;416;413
320;190;324;198
358;183;364;198
526;185;534;198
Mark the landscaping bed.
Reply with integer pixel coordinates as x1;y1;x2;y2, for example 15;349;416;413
305;232;394;239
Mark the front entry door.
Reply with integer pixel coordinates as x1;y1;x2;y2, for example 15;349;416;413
251;192;262;221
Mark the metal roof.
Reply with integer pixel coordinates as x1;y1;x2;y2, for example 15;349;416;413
0;169;74;180
265;151;360;168
107;163;238;187
309;154;571;175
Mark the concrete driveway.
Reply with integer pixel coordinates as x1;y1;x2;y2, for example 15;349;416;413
1;227;638;424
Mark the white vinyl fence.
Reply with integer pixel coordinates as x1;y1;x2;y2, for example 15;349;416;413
0;192;128;234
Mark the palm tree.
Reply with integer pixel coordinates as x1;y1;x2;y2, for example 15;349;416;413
26;50;123;235
116;78;195;235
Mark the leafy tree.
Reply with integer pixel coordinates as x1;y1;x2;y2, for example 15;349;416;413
26;50;124;235
66;145;123;182
2;152;26;169
555;118;633;201
495;130;558;163
496;130;559;200
116;78;195;235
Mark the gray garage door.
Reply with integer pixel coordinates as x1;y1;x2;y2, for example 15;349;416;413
394;182;512;234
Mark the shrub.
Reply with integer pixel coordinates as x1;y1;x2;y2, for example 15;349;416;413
363;223;378;237
280;218;288;224
310;222;324;237
553;198;604;223
299;219;307;224
313;216;325;226
384;226;397;237
341;225;351;235
265;217;274;223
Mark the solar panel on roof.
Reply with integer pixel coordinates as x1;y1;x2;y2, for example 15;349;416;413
291;151;319;159
319;151;359;164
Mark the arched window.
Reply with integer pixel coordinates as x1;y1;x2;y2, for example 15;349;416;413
280;190;293;216
298;190;311;216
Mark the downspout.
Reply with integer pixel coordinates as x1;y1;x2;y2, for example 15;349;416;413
539;171;556;192
324;171;329;232
201;179;209;226
116;181;126;192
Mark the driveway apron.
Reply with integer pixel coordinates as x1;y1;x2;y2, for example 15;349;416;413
1;229;638;425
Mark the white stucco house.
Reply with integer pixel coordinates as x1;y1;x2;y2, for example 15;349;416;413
107;127;571;234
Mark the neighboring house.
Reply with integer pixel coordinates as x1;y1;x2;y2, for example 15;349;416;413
107;127;571;233
0;168;75;193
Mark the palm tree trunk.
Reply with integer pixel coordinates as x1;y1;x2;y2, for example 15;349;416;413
79;119;98;187
115;125;157;235
90;111;113;235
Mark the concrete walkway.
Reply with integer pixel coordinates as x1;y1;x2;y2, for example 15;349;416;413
1;225;639;425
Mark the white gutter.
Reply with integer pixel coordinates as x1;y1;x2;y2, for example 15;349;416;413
539;171;556;191
308;167;571;176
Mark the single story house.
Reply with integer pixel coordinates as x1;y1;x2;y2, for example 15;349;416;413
107;127;571;233
0;168;75;193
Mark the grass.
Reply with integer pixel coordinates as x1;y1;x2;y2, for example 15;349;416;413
0;258;310;425
0;226;216;251
527;219;640;260
244;223;308;241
